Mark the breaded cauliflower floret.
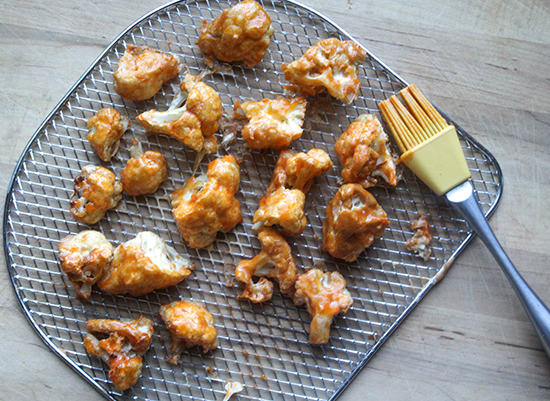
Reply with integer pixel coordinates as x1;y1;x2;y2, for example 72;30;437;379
171;155;242;249
121;139;168;196
97;231;194;297
70;165;123;225
160;300;218;364
293;268;353;344
253;148;331;236
137;73;222;153
267;148;333;194
236;227;297;303
253;187;306;237
87;108;131;162
335;114;398;188
282;38;366;104
323;184;389;262
58;230;113;300
235;96;307;149
405;214;433;260
84;316;154;391
197;0;274;67
114;45;180;101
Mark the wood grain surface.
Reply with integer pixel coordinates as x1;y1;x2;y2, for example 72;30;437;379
1;0;549;400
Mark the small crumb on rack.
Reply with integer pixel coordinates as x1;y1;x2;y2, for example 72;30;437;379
405;214;433;260
206;366;218;378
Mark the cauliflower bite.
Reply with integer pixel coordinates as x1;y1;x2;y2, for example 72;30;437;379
253;148;331;236
70;165;123;225
58;230;113;300
87;108;131;162
121;139;168;196
267;148;333;194
236;96;307;149
197;0;274;67
323;184;389;262
253;187;306;236
335;114;398;188
84;316;154;391
405;214;433;260
293;268;353;344
137;72;222;153
97;231;194;297
113;45;180;101
171;155;242;249
235;227;297;303
160;300;218;364
282;38;366;104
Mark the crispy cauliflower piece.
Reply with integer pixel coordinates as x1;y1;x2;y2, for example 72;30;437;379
84;316;154;391
58;230;113;300
87;108;131;162
197;0;274;67
405;214;433;260
160;300;218;364
70;165;123;225
171;155;242;248
282;38;366;104
253;187;306;236
293;268;353;344
137;72;222;153
121;139;168;196
323;184;389;262
335;114;398;188
235;97;307;149
113;45;180;101
237;277;274;304
97;231;194;297
236;227;297;303
267;148;333;194
252;148;331;236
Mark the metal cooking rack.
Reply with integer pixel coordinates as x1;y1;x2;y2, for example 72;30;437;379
3;0;503;400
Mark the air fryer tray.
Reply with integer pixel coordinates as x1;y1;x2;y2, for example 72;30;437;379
4;1;503;400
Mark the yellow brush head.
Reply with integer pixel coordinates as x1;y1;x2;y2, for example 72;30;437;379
379;85;471;196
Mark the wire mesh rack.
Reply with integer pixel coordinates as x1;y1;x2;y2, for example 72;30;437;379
3;0;503;400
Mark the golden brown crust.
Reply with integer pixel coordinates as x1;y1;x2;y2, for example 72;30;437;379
87;108;130;162
237;97;307;149
171;155;242;249
70;165;123;225
136;73;222;153
97;232;194;297
84;316;154;391
282;38;366;104
235;227;297;303
180;74;222;139
293;269;353;344
121;140;169;196
323;184;389;262
253;148;331;236
266;148;333;194
253;187;306;236
113;45;180;101
58;230;113;300
335;114;398;188
160;300;218;364
197;0;274;67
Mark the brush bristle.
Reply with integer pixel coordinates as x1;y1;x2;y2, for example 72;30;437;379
379;85;449;153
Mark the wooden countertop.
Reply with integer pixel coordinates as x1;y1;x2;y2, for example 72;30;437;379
1;0;549;400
